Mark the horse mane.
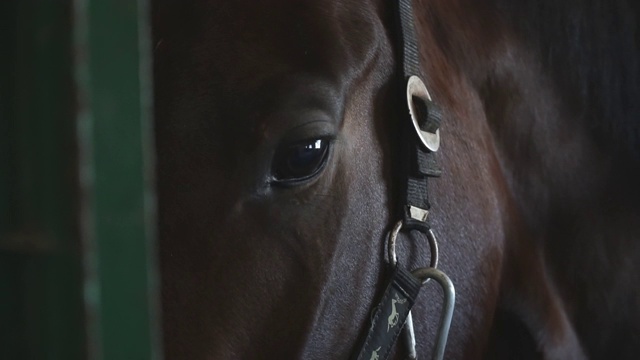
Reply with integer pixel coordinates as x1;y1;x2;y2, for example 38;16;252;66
498;0;640;162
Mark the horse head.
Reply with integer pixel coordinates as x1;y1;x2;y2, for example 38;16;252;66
154;0;640;358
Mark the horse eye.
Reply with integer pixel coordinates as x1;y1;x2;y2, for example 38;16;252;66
272;138;331;184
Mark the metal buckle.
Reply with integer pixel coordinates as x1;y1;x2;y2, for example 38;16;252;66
406;75;440;152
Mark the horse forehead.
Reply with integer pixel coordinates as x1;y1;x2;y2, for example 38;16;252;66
165;1;382;141
204;1;379;84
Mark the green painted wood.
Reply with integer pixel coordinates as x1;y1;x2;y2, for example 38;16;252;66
74;0;161;358
0;1;85;359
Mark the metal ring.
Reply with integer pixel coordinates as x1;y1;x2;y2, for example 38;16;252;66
388;220;443;360
388;220;438;269
406;75;440;152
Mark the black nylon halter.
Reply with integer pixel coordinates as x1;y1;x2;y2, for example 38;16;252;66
395;0;443;228
350;0;449;359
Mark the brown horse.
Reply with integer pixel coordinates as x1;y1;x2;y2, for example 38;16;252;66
153;0;640;358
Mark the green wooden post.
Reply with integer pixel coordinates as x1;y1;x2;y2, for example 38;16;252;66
1;2;160;358
74;0;162;359
1;1;85;359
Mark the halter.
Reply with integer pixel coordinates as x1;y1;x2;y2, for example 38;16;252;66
351;1;455;359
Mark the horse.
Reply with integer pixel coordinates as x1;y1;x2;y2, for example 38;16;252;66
152;0;640;358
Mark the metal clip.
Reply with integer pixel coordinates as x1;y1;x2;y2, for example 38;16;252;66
411;267;455;360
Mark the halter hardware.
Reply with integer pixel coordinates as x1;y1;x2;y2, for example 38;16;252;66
351;219;455;360
388;220;438;270
410;267;456;360
407;76;440;152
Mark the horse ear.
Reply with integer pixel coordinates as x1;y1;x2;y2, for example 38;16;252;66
488;244;587;360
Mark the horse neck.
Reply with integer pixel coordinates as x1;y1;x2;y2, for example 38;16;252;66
419;1;640;357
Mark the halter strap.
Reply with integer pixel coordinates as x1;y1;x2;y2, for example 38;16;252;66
395;0;443;227
351;0;451;359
